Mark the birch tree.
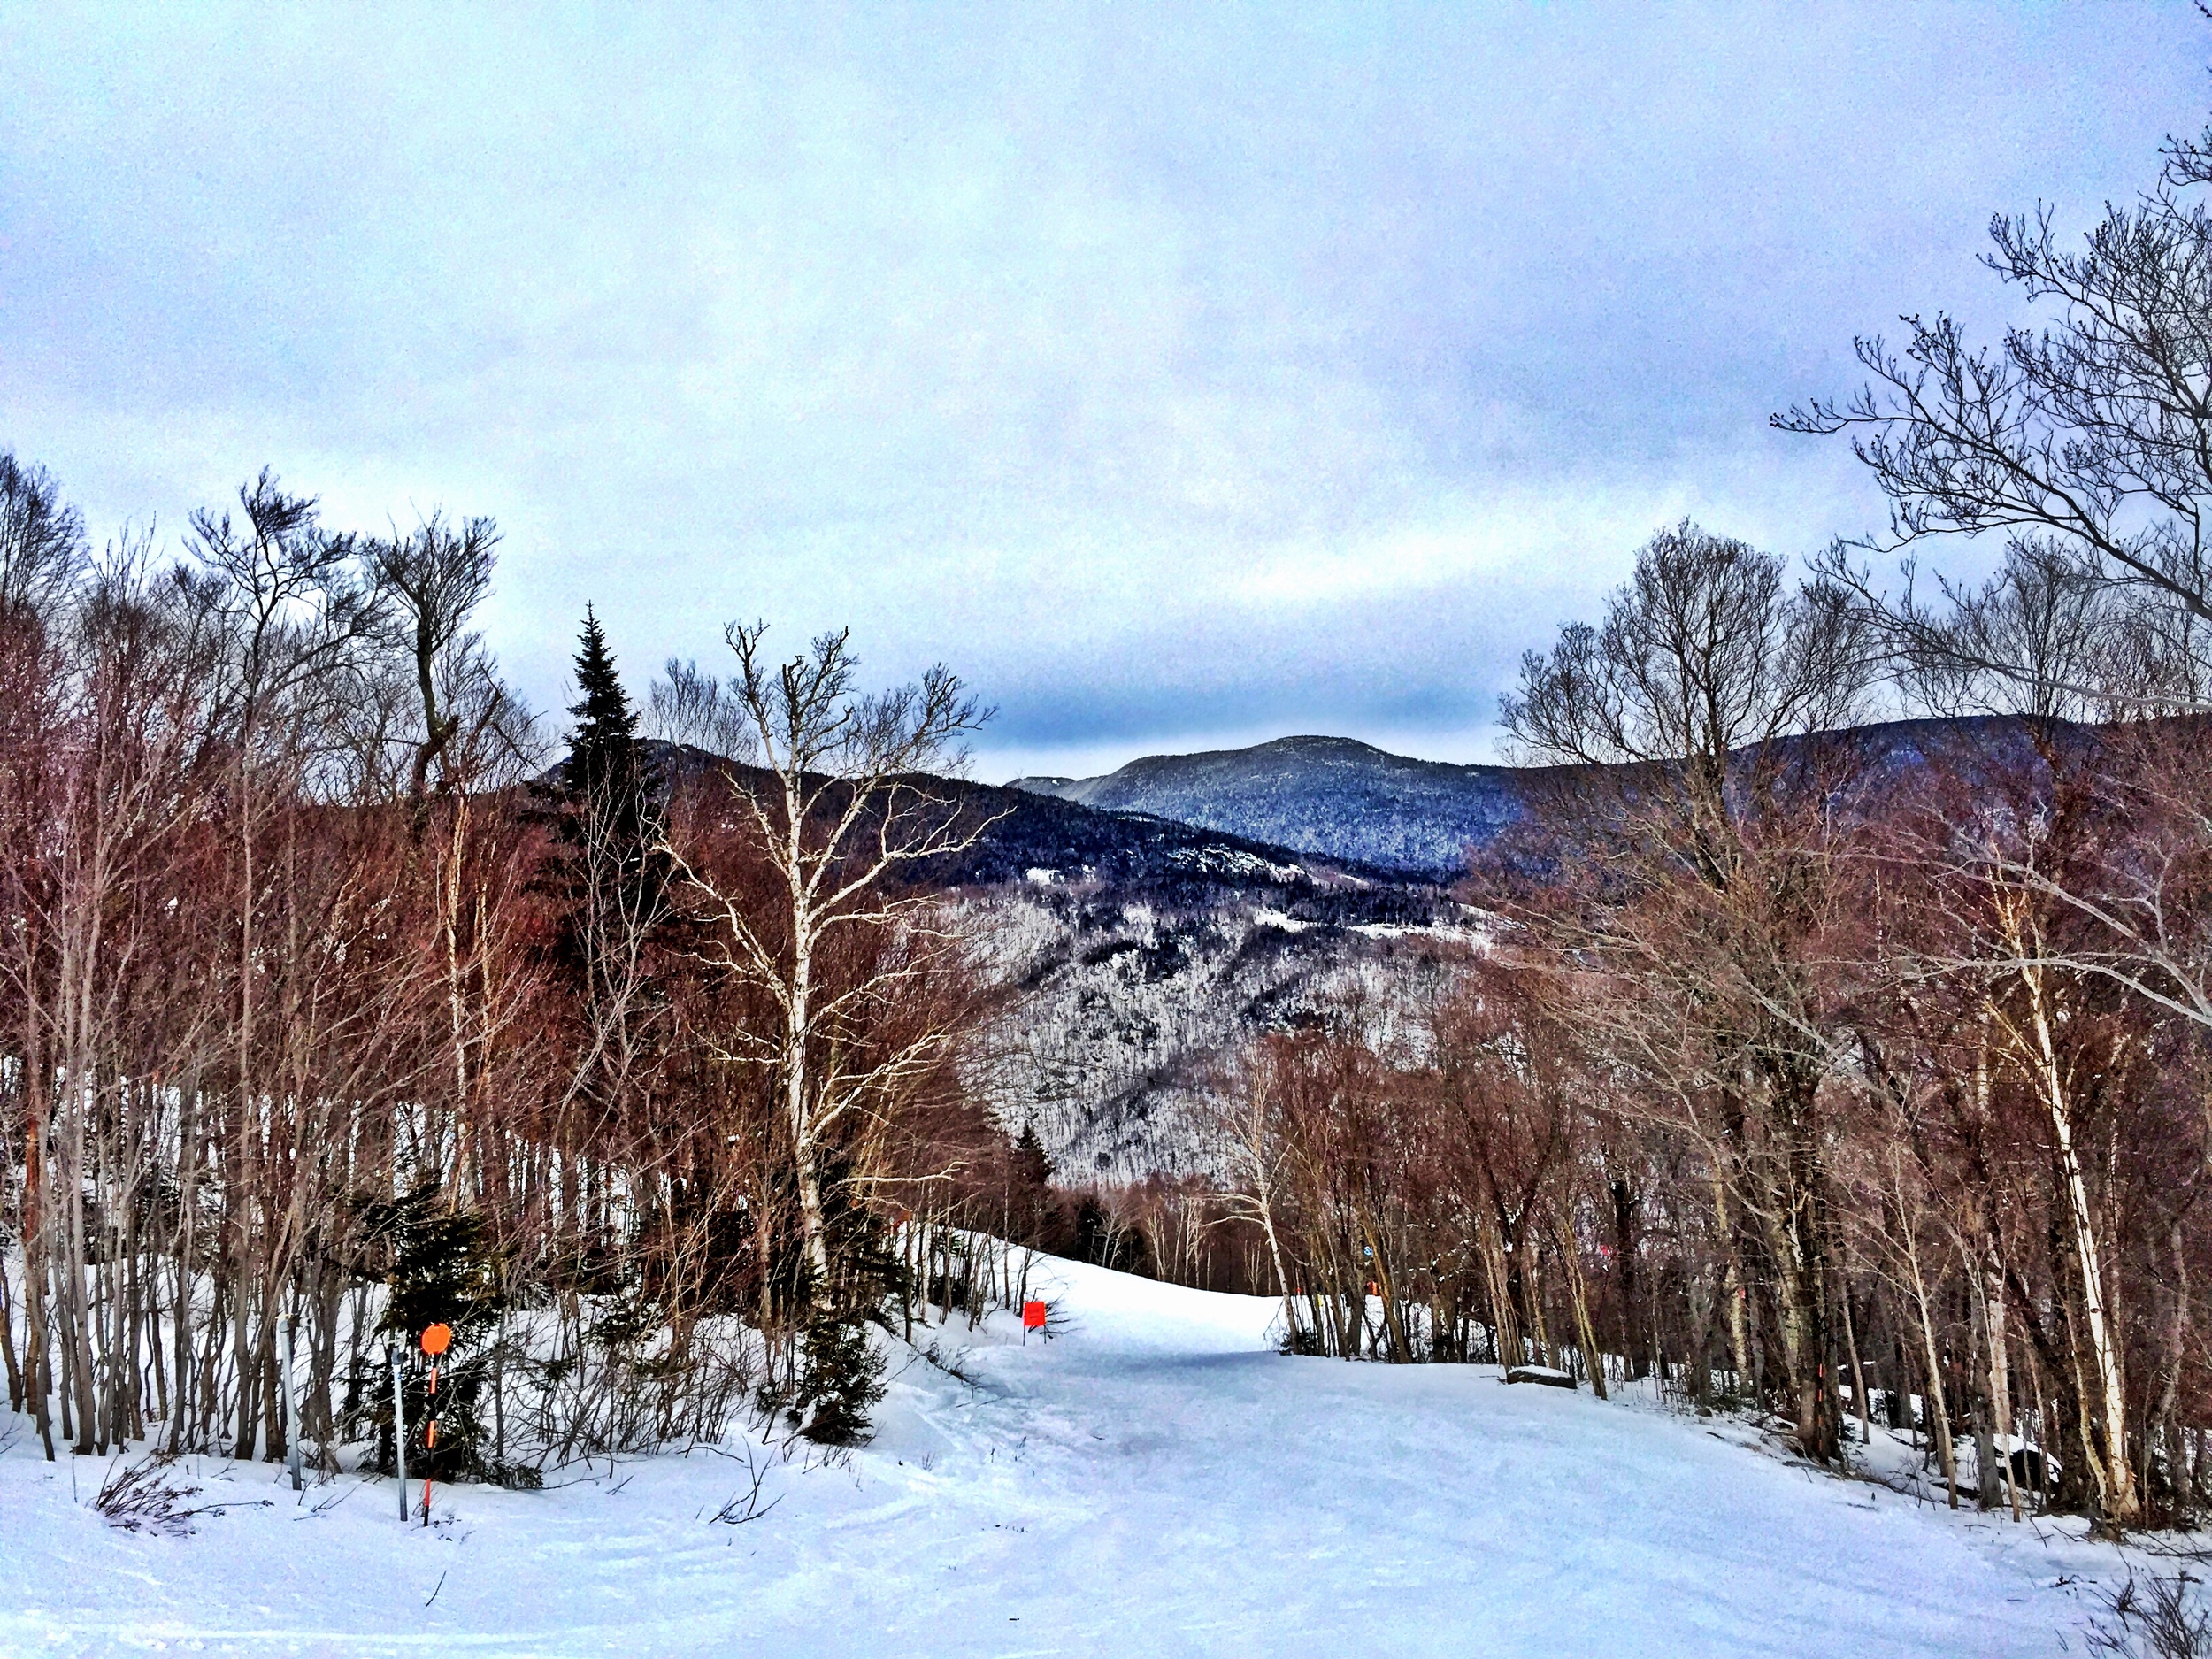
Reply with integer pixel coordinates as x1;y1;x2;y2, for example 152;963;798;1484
665;624;989;1439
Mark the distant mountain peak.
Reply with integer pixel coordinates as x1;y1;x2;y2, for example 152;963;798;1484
1256;734;1388;754
1002;717;2078;877
1007;733;1520;875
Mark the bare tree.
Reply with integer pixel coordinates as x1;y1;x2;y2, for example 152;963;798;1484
0;453;88;620
1780;122;2212;712
664;624;991;1400
1500;522;1871;1461
1208;1047;1305;1344
366;513;501;805
0;455;1036;1486
646;657;756;762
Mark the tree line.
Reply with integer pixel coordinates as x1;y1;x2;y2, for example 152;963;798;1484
0;459;1051;1479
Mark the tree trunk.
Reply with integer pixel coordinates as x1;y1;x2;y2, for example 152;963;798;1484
1983;1248;2022;1521
1555;1214;1609;1401
1898;1198;1959;1506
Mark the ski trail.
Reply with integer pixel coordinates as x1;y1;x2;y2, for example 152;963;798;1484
1;1254;2117;1657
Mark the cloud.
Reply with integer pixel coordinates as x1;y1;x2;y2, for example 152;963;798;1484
0;3;2201;778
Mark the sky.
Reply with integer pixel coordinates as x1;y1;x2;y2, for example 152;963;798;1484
1;4;2205;781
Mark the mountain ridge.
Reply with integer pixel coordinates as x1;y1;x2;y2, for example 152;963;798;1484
1010;733;1568;875
1007;717;2080;877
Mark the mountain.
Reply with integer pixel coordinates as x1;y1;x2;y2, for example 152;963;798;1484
644;717;2068;1179
1010;735;1557;877
609;742;1474;1179
846;769;1480;1179
1007;717;2085;879
625;739;1415;892
959;867;1476;1180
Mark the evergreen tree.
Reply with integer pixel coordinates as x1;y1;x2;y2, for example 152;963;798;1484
1011;1120;1051;1189
539;609;669;1118
341;1182;539;1489
560;606;658;855
795;1141;899;1445
1003;1121;1060;1248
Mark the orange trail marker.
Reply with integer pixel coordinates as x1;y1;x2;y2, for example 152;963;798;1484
416;1325;453;1526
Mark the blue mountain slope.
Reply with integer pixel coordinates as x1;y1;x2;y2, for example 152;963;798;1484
1009;718;2074;878
1012;735;1557;875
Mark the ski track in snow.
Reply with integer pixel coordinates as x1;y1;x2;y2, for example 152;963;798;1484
0;1257;2136;1657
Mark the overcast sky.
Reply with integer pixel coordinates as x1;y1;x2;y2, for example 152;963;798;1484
2;4;2204;780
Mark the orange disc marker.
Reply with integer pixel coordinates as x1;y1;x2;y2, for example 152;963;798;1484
420;1323;453;1357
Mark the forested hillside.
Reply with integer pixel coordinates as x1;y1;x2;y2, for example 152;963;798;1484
1007;715;2073;877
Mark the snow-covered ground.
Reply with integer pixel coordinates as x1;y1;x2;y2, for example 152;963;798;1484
0;1256;2148;1656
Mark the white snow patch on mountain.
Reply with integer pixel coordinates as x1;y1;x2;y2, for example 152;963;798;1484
957;887;1466;1178
1163;845;1309;883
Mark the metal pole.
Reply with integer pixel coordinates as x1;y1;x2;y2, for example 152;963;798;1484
388;1344;408;1522
281;1317;303;1493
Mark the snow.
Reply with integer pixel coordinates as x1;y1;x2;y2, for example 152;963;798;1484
1161;845;1307;884
0;1256;2141;1656
1836;1396;2064;1506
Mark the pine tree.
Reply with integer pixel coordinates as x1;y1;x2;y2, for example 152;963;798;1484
561;606;657;853
1011;1120;1050;1189
793;1141;899;1445
341;1182;538;1489
1004;1121;1060;1247
540;609;668;1117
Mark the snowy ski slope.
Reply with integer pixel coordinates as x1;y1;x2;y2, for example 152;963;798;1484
0;1255;2128;1656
